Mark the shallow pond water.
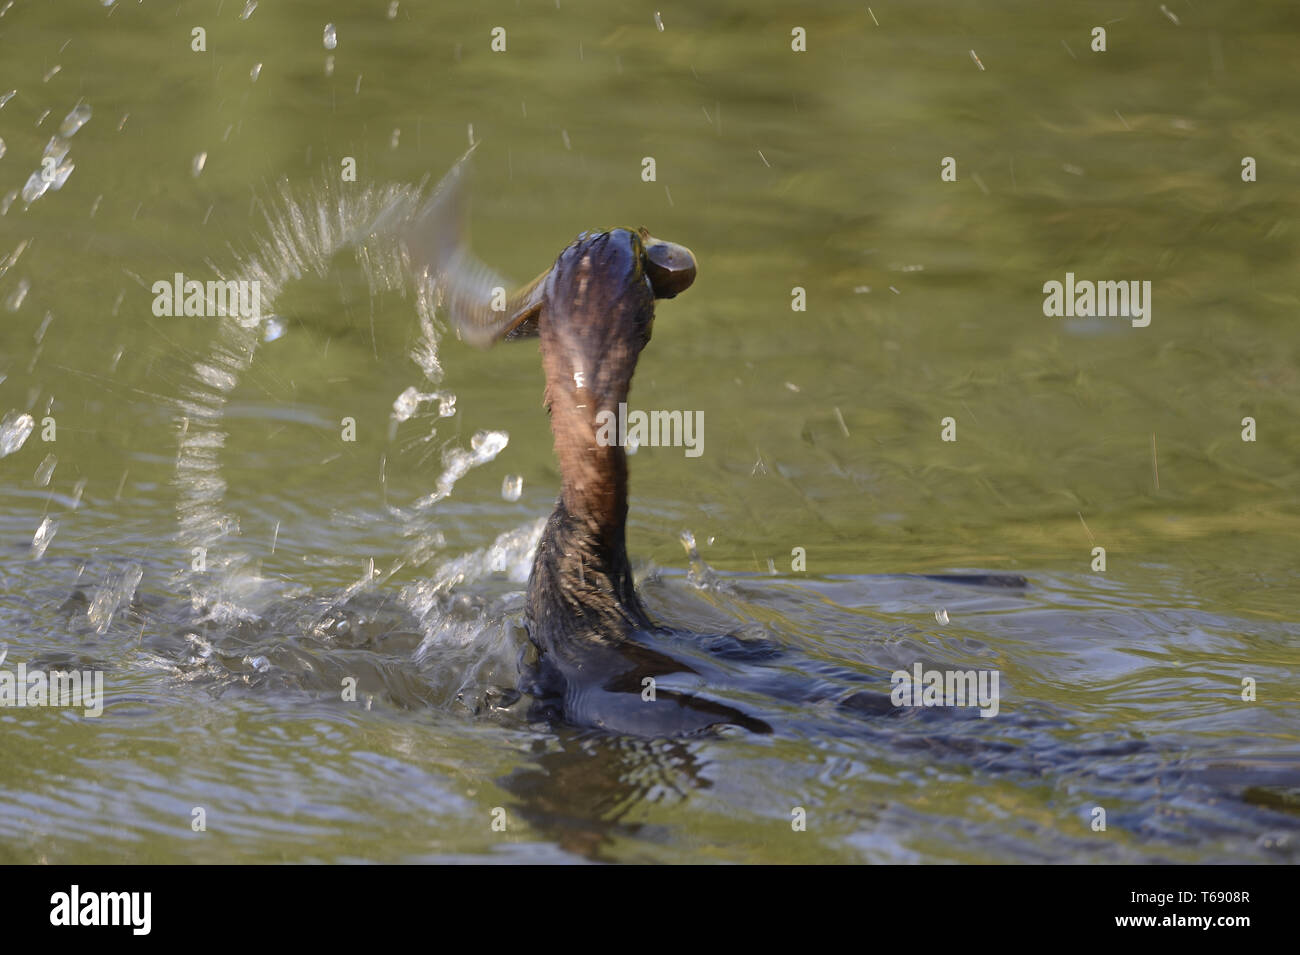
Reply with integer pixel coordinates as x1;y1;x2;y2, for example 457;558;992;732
0;1;1297;863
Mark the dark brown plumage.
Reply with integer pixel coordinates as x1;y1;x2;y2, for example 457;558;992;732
406;158;774;735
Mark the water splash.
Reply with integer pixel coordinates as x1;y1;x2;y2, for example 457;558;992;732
57;104;92;137
390;386;455;425
87;562;144;634
0;411;34;456
0;238;28;280
30;516;56;559
411;431;509;512
680;529;727;591
168;150;531;639
401;518;545;627
4;277;29;310
21;123;82;205
174;178;422;574
33;452;56;485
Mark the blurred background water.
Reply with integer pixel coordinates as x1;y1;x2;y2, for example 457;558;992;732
0;0;1297;863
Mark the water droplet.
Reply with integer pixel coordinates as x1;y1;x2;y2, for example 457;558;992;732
44;159;74;191
191;151;207;177
42;135;68;163
935;608;950;624
250;62;262;82
262;316;285;341
323;23;337;49
392;386;420;422
0;138;5;159
31;516;56;559
33;452;56;486
470;429;508;458
0;189;16;214
324;54;335;76
387;1;400;18
390;128;400;149
501;475;523;501
655;11;664;30
42;64;61;83
58;103;91;137
4;277;30;311
0;90;15;109
88;563;142;634
437;394;456;417
0;411;35;457
239;0;257;20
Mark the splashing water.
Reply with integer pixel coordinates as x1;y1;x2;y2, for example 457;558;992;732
30;516;56;559
33;452;56;485
87;562;144;634
57;103;92;137
173;153;516;638
4;277;29;311
19;108;92;206
401;518;545;632
173;177;424;588
410;431;509;513
390;386;456;425
0;411;35;456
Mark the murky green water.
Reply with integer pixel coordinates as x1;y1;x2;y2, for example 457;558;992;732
1;0;1297;863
